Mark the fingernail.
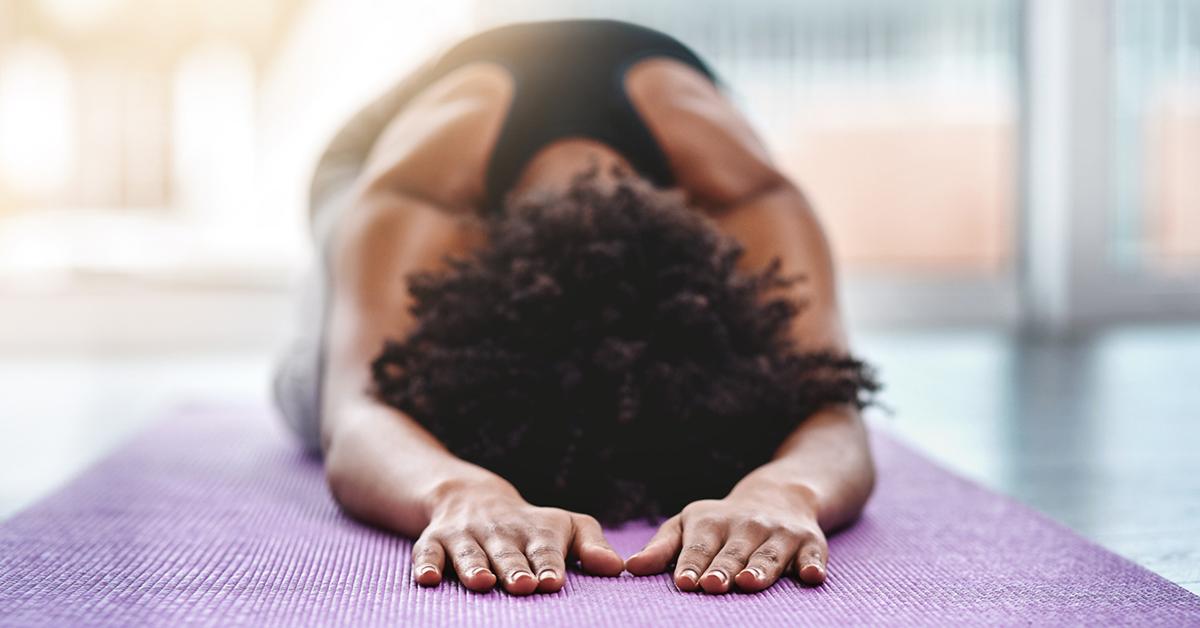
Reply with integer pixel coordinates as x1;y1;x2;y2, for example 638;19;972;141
469;567;492;578
706;570;727;585
740;567;763;581
537;569;557;582
417;565;438;577
511;570;534;583
679;569;698;585
800;563;825;581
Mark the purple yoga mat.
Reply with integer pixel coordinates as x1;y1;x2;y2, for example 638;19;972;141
1;405;1198;626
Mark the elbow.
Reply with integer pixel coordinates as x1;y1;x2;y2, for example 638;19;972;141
826;461;874;532
319;396;375;517
323;437;363;517
843;431;878;524
856;450;877;515
831;415;877;527
323;447;351;509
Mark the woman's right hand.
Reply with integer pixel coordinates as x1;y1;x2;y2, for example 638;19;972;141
321;400;619;595
412;479;625;594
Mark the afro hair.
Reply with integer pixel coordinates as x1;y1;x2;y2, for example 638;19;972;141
371;171;878;524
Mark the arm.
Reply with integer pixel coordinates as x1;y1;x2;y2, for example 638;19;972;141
320;186;622;595
711;180;875;532
315;63;624;596
625;181;875;592
320;188;494;537
622;58;874;592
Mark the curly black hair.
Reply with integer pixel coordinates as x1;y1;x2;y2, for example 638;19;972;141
371;172;878;524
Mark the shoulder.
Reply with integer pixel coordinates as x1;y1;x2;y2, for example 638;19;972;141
625;58;787;208
360;62;514;211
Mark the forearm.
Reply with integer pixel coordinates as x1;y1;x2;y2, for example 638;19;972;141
323;397;518;538
728;405;874;531
314;181;503;537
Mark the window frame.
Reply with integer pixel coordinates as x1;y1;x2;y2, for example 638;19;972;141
1020;0;1200;335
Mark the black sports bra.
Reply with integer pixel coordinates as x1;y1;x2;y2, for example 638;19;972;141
419;20;717;212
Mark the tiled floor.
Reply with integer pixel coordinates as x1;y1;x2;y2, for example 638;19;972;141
1;325;1197;595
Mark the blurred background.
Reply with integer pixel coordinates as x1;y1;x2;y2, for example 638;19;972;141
0;0;1197;592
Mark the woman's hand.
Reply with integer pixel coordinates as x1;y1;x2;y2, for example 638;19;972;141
321;400;624;595
624;483;828;594
411;480;625;594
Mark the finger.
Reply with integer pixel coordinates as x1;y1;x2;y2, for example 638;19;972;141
794;532;829;586
480;534;538;595
674;517;725;592
569;514;623;576
625;515;682;575
445;535;497;592
701;523;770;594
411;534;446;587
735;534;802;593
524;531;569;593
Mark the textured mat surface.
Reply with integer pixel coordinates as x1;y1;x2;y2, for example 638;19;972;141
1;405;1198;627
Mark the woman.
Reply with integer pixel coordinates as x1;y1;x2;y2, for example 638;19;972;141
274;19;877;596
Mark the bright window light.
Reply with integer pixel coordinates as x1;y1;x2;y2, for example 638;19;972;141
37;0;123;31
172;42;256;231
0;41;77;198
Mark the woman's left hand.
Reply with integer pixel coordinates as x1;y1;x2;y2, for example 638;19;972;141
624;485;828;593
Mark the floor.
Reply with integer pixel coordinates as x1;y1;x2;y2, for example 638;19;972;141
1;324;1197;595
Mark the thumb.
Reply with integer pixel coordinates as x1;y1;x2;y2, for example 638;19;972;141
624;515;682;576
569;513;624;576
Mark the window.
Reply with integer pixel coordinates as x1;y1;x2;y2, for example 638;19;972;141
0;41;76;203
172;43;257;231
0;0;303;280
1112;0;1200;276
